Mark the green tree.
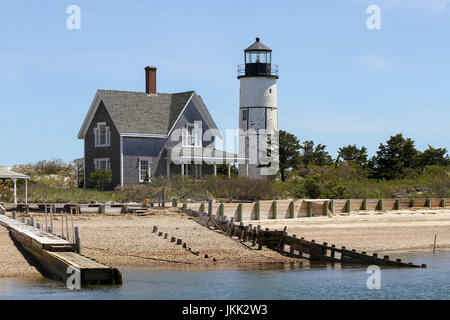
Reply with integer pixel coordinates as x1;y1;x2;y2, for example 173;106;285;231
278;130;301;181
299;140;333;167
89;169;112;190
216;164;238;176
336;145;368;166
418;145;450;168
371;134;419;180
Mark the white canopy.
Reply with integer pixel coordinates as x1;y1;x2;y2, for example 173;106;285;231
0;168;29;204
0;168;29;179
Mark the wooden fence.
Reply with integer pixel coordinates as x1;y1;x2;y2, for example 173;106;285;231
181;198;449;222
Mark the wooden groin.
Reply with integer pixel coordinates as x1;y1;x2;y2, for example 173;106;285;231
198;214;426;268
151;225;217;262
7;196;447;218
177;197;449;222
0;213;122;286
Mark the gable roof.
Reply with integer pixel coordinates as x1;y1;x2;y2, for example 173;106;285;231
78;90;197;138
101;90;193;136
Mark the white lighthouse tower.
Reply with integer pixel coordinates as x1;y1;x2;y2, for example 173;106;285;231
238;38;279;179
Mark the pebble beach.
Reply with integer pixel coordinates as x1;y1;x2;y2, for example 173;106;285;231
0;207;449;279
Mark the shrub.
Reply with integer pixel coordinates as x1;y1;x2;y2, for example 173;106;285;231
89;169;112;191
12;159;76;178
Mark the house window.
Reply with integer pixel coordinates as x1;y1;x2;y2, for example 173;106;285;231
94;122;110;147
182;123;201;147
94;158;111;170
139;158;151;182
266;134;272;157
242;109;247;121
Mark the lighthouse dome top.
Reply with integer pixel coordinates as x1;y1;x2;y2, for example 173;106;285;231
245;37;272;52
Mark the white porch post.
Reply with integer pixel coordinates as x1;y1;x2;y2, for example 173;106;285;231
76;165;79;187
228;164;231;179
181;161;184;181
194;164;198;180
213;162;217;176
166;159;171;179
199;162;203;178
13;178;17;205
25;179;28;204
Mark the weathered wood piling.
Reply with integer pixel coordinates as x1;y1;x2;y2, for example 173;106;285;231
198;213;426;268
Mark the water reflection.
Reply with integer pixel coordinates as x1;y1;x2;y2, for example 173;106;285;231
0;250;448;300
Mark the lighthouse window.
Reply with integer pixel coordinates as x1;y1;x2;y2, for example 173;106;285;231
242;109;247;121
246;52;270;64
246;52;252;63
267;134;272;157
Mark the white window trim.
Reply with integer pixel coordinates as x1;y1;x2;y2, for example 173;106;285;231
182;122;202;147
94;122;111;147
138;157;152;183
94;158;111;170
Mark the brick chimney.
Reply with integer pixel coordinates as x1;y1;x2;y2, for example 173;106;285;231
145;66;157;94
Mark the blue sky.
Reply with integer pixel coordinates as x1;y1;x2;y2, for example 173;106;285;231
1;0;449;166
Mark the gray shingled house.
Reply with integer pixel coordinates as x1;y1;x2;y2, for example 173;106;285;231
77;66;246;189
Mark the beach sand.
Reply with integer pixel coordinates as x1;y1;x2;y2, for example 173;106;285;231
0;228;42;279
10;208;295;272
0;207;449;278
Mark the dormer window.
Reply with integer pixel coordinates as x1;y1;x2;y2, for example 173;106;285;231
94;122;110;147
182;123;201;147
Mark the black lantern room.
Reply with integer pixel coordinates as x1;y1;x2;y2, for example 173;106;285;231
238;38;278;79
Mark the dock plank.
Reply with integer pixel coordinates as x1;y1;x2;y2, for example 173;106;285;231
49;251;108;269
0;215;71;247
0;213;122;286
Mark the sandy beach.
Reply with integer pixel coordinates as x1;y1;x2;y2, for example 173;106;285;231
0;228;42;279
0;208;295;279
0;207;449;279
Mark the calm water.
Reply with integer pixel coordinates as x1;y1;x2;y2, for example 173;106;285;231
1;251;449;300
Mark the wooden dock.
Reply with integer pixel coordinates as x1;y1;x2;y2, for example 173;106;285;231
199;213;426;268
0;213;122;286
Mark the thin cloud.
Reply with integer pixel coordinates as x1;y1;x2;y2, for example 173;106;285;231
0;72;25;93
359;55;388;73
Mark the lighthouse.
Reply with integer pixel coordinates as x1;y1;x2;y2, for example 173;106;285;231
238;38;279;179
